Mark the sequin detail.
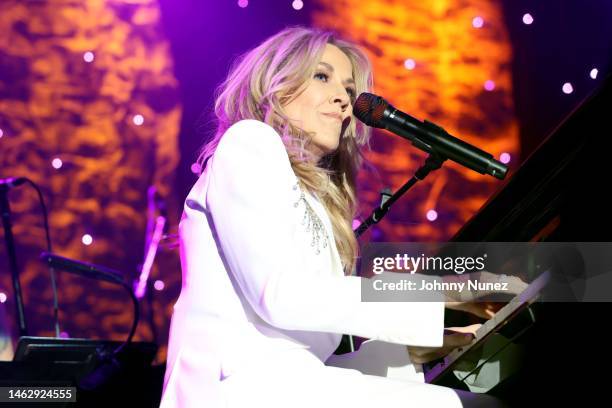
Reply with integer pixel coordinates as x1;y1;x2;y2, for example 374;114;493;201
293;182;329;255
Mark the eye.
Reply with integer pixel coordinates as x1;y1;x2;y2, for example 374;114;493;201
346;87;356;98
314;72;329;82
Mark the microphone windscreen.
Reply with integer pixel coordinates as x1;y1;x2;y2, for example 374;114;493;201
353;93;388;127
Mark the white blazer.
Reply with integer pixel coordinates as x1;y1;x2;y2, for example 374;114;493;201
160;119;462;407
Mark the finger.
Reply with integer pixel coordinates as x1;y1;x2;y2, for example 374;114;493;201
442;332;475;348
446;323;482;335
410;349;449;364
416;346;463;364
471;303;497;319
407;349;437;364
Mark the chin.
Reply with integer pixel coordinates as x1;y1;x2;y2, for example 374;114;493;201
310;131;341;157
325;134;342;150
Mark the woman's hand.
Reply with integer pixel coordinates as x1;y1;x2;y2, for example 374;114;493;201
445;300;506;319
407;324;481;364
444;271;529;319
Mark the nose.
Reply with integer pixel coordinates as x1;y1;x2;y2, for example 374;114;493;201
330;91;350;113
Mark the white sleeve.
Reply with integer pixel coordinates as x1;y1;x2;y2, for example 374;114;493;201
206;119;444;347
325;339;427;383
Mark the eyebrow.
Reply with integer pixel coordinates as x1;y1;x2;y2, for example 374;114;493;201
317;62;355;85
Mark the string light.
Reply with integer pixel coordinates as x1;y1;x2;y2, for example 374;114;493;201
83;51;95;63
0;293;6;303
404;58;416;70
237;0;248;8
82;234;93;245
426;210;438;222
51;157;63;169
0;128;3;138
154;280;165;291
292;0;304;10
500;153;511;164
522;13;534;25
132;114;144;126
562;82;574;94
484;80;495;91
590;68;598;79
472;16;484;29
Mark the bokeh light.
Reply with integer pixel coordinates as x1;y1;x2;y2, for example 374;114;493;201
404;58;416;70
190;162;201;174
562;82;574;94
472;16;484;29
132;114;144;126
81;234;93;246
523;13;534;25
500;152;511;164
426;210;438;222
51;157;63;169
83;51;94;62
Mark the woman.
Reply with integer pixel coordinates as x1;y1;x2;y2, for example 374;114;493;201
160;26;507;407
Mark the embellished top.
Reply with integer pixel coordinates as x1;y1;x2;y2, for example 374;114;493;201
292;181;330;256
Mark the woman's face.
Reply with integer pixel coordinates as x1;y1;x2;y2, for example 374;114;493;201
283;43;356;161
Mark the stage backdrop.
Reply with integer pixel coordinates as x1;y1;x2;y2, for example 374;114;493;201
312;0;519;242
0;0;181;362
0;0;520;363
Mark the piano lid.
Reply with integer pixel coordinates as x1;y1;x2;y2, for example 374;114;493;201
452;74;612;242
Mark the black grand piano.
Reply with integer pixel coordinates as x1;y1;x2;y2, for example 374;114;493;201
425;75;612;406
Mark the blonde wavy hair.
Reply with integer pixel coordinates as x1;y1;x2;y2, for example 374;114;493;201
197;26;373;275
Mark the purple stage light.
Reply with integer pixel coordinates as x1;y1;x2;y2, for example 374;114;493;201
190;162;201;174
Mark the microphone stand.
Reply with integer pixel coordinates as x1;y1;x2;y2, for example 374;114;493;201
0;185;28;336
354;151;447;238
335;150;448;355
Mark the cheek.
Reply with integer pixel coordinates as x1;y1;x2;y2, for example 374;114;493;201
285;95;315;121
283;86;328;130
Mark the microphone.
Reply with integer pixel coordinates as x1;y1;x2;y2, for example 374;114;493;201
353;93;508;180
0;177;27;190
40;252;124;284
